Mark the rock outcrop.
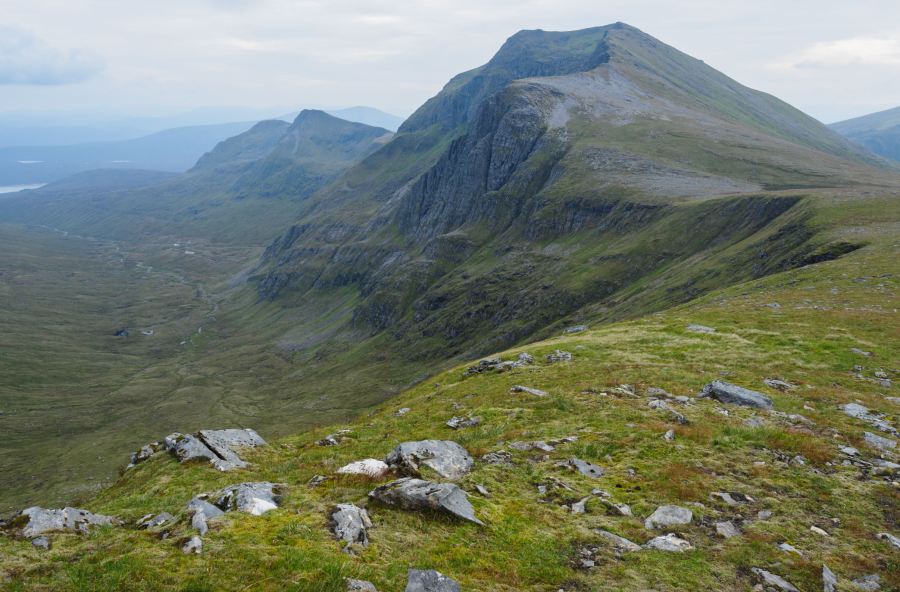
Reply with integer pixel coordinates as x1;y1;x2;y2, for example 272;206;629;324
405;569;461;592
3;507;118;537
368;478;484;525
698;381;774;410
329;504;373;549
128;428;267;471
384;441;473;480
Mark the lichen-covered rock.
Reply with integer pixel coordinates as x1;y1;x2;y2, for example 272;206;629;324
4;507;118;537
131;429;267;472
170;434;219;463
510;385;547;396
369;478;484;525
544;350;572;363
698;381;774;410
405;569;461;592
565;458;605;478
337;459;390;477
346;579;378;591
642;533;694;552
212;482;282;515
563;325;588;334
597;530;640;551
481;450;512;465
181;536;202;554
135;512;174;530
516;352;534;364
865;431;898;451
644;505;692;529
186;498;224;536
385;440;473;480
31;537;51;550
877;531;900;550
687;324;715;333
751;568;800;591
445;416;482;429
329;503;373;548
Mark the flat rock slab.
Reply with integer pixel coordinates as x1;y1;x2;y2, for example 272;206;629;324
852;575;882;591
687;324;715;333
699;381;773;410
187;498;226;536
369;478;484;526
405;569;461;592
446;416;482;429
385;440;473;480
716;521;741;538
510;385;548;397
840;404;899;436
136;512;174;530
330;503;373;547
865;431;898;451
567;458;605;478
337;459;390;477
751;568;799;591
7;507;118;537
823;564;837;592
644;505;692;529
545;350;572;363
597;530;640;551
213;482;282;515
169;434;219;463
642;533;694;552
198;429;267;470
877;532;900;550
346;579;377;591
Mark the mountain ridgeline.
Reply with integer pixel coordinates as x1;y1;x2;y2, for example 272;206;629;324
253;23;898;365
830;105;900;163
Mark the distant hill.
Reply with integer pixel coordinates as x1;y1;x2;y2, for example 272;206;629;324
0;121;258;185
35;168;179;192
275;106;406;132
830;105;900;162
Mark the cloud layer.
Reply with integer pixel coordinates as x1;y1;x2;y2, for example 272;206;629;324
0;25;104;85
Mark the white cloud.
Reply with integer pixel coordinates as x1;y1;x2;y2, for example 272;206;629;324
773;36;900;69
0;24;104;85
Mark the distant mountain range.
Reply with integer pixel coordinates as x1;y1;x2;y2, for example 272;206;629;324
830;105;900;162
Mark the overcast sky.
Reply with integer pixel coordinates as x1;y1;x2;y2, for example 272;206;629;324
2;0;899;123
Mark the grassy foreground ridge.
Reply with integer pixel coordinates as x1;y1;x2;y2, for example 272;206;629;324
1;187;899;591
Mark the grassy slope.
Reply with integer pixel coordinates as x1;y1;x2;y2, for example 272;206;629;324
2;190;900;591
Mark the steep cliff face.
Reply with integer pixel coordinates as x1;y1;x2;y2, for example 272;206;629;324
251;22;900;366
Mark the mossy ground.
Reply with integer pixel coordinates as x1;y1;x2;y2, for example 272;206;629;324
3;218;899;590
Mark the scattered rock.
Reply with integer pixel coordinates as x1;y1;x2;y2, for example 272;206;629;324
318;430;353;447
564;458;605;478
642;533;694;552
687;324;716;333
563;325;588;334
648;399;689;424
212;482;282;515
135;512;174;530
710;492;754;506
698;381;774;410
329;504;373;548
6;507;118;537
544;350;572;363
876;532;900;550
751;568;800;592
530;441;555;452
181;536;202;554
509;441;532;451
810;526;829;536
571;496;591;514
864;431;898;451
346;579;378;592
187;498;224;535
132;429;267;472
744;417;765;428
764;378;794;391
393;408;412;417
663;429;675;441
850;348;873;357
778;542;805;558
597;530;640;551
600;499;633;517
474;485;489;495
445;416;482;429
368;478;484;525
716;521;741;538
840;404;899;436
823;564;837;592
30;536;50;550
841;446;860;456
644;505;692;529
385;440;473;480
405;569;460;592
516;353;534;364
758;510;773;519
337;459;390;478
481;450;512;465
851;575;881;591
510;385;548;397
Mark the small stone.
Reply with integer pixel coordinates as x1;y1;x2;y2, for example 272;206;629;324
405;569;461;592
644;505;692;529
716;521;741;538
544;350;572;363
475;485;489;495
181;536;202;554
823;564;837;592
876;532;900;550
369;478;483;525
337;459;390;478
841;446;860;456
329;503;373;548
31;537;51;550
385;440;474;480
663;429;675;441
687;324;716;333
865;432;897;451
517;353;534;364
601;499;633;516
751;568;799;592
531;441;555;452
810;526;829;536
851;575;881;591
563;325;588;334
136;512;174;530
580;558;594;568
481;450;512;465
571;497;590;514
566;458;605;478
597;530;640;551
510;385;548;397
758;511;773;519
850;348;873;357
642;533;694;552
777;542;804;558
346;579;378;592
445;416;482;429
763;378;794;391
699;381;774;410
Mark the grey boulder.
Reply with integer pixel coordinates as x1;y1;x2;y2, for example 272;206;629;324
510;385;547;397
198;429;267;471
876;532;900;550
369;478;484;526
168;434;219;463
346;579;378;591
823;564;837;592
687;324;715;333
597;530;640;551
563;325;588;334
698;381;774;410
751;568;800;592
135;512;174;530
385;440;473;480
31;536;51;550
330;503;373;548
10;507;118;537
405;569;461;592
446;416;482;429
642;533;694;552
715;521;741;538
181;536;202;554
644;505;692;529
566;458;605;478
851;575;881;591
212;482;282;515
187;498;225;536
545;350;572;363
865;431;897;451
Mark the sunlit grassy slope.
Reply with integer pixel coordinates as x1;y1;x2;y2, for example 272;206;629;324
2;189;899;591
